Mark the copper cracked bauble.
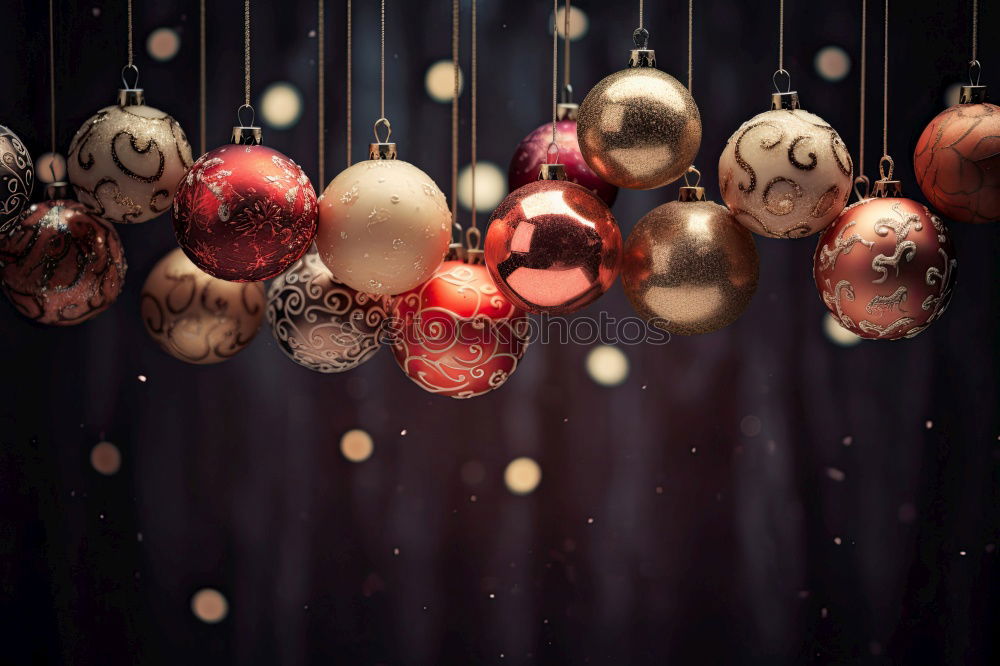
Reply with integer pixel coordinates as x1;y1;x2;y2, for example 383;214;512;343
814;196;956;340
390;260;529;399
622;197;759;336
141;248;265;364
0;200;126;325
508;118;618;206
68;95;193;224
316;159;451;295
0;125;34;230
914;100;1000;223
267;249;389;373
719;107;853;238
577;64;701;189
485;179;622;315
173;144;317;282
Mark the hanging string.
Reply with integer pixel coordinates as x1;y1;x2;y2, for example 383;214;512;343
969;0;981;84
687;0;693;93
855;0;868;197
346;0;352;167
199;0;206;154
879;0;891;179
469;0;478;234
638;0;644;31
317;0;325;186
778;0;784;71
451;0;460;241
48;0;56;157
127;0;134;68
550;0;558;155
379;0;385;122
244;0;251;107
563;0;570;95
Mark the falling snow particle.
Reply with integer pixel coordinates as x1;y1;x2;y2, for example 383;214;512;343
400;429;407;436
137;375;147;382
393;548;400;556
925;420;933;429
834;537;843;545
825;467;846;482
842;435;853;446
821;608;829;619
959;550;967;556
655;486;663;495
587;517;594;524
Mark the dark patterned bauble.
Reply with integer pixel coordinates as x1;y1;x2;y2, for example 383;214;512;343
508;119;618;206
390;260;530;399
68;97;193;224
140;248;265;364
622;193;759;335
0;125;34;231
814;196;956;340
719;107;853;238
267;249;389;373
0;200;126;325
485;178;622;315
173;144;317;282
914;100;1000;223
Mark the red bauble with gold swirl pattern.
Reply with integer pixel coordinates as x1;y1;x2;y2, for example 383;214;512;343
173;144;317;282
813;193;957;340
389;260;530;399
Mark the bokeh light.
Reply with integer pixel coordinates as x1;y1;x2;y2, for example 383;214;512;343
35;152;66;183
585;345;629;386
90;441;121;475
191;588;228;623
822;312;862;347
340;429;374;463
553;7;589;40
814;45;851;82
740;415;762;437
259;82;303;130
425;60;464;103
147;27;181;62
504;457;542;495
457;161;506;211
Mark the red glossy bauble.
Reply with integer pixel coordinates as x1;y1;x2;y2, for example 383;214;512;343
0;200;126;325
173;144;317;282
484;179;622;315
390;260;530;399
914;101;1000;223
813;196;956;340
508;119;618;206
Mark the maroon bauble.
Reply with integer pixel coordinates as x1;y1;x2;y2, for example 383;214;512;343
390;260;530;399
173;144;317;282
914;100;1000;223
508;119;618;206
484;179;622;315
0;200;126;325
813;196;956;340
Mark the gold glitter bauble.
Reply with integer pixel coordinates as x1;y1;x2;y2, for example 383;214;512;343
577;60;701;190
621;193;759;335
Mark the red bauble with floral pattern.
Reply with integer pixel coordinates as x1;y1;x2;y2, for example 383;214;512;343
173;144;317;282
389;260;530;399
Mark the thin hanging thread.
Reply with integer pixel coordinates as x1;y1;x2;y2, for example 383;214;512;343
318;0;325;186
127;0;134;68
881;0;888;164
470;0;477;232
551;0;558;150
638;0;644;31
563;0;570;93
858;0;866;182
346;0;352;167
688;0;693;92
199;0;206;154
451;0;459;240
778;0;784;71
48;0;55;156
971;0;978;63
379;0;385;121
244;0;251;107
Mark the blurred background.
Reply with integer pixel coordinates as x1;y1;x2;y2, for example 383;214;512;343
1;0;998;664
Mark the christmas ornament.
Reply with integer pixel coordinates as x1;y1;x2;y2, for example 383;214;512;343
0;183;126;325
390;257;529;399
315;127;451;295
914;82;1000;223
140;247;265;364
814;177;956;340
485;165;622;314
173;124;318;282
576;30;701;190
68;85;193;225
718;89;853;238
509;105;618;206
0;125;34;231
267;248;389;373
622;179;759;335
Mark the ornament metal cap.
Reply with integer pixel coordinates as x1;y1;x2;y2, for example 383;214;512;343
771;91;801;110
872;179;902;197
678;186;707;202
369;142;398;160
117;88;145;106
446;241;466;262
557;103;579;121
44;181;72;200
629;49;656;68
538;163;567;180
960;84;987;104
465;247;485;265
231;126;263;145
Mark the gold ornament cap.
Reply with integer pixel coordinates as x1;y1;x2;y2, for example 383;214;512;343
629;49;656;68
45;181;72;200
117;88;145;106
446;241;466;262
538;163;568;180
771;91;801;110
231;126;263;145
678;186;707;202
369;142;398;160
960;84;987;104
465;247;485;265
557;103;579;121
872;179;902;197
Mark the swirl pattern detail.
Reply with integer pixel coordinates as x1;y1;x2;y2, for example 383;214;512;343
720;108;853;238
0;125;34;232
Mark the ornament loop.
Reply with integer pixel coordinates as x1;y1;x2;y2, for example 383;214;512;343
121;64;140;90
465;225;482;252
632;27;649;50
969;59;982;86
772;68;791;94
683;165;701;188
853;174;871;202
237;104;256;128
546;141;560;164
878;155;895;181
373;118;392;144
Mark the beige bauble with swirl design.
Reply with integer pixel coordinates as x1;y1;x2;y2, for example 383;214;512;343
68;91;193;224
140;248;265;364
719;105;852;238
